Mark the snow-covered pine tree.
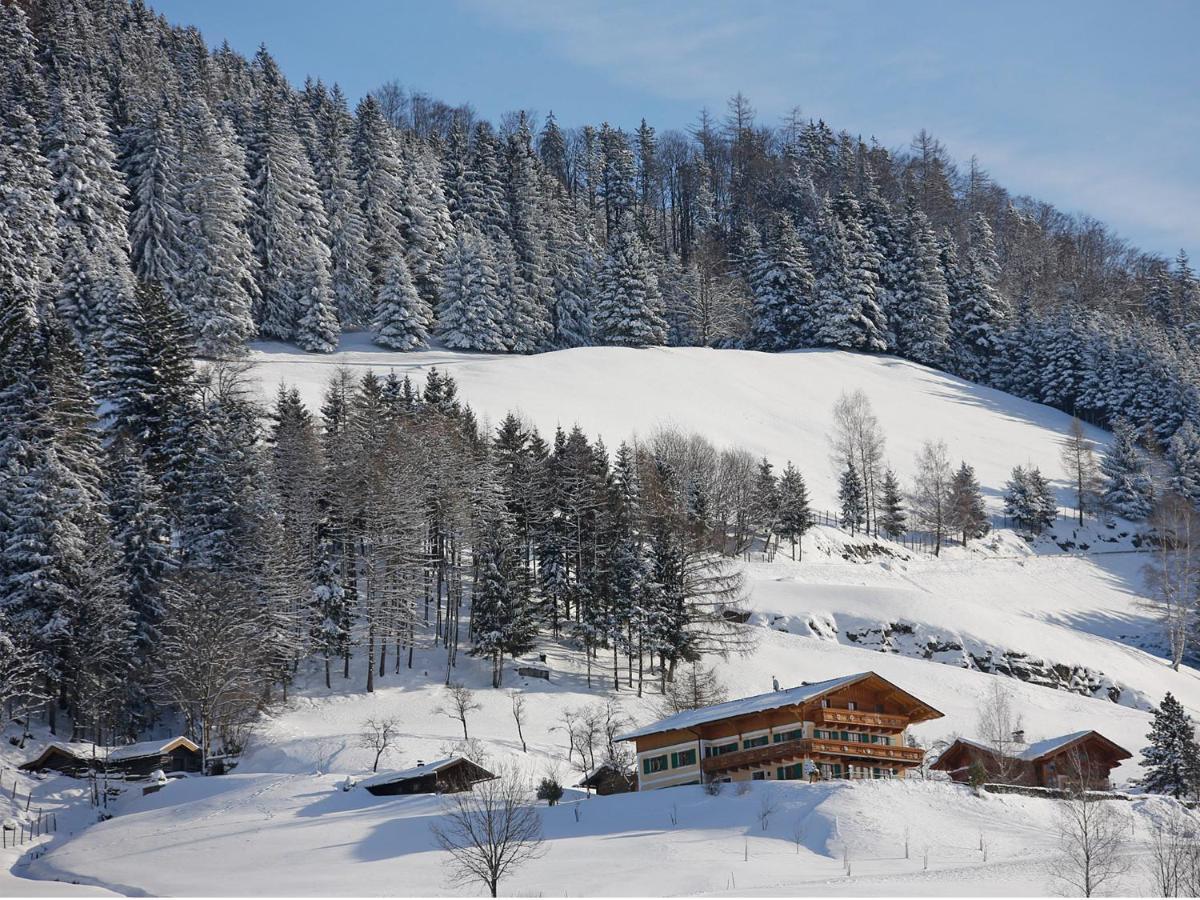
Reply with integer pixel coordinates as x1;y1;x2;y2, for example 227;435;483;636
462;121;510;242
947;461;988;545
46;82;135;347
544;178;593;348
838;461;866;535
352;94;406;290
877;468;907;540
892;198;950;365
396;141;451;307
951;213;1010;381
103;432;172;685
593;219;667;347
1140;692;1200;799
776;462;814;560
176;97;258;357
0;103;59;328
505;115;553;353
247;48;338;352
372;252;430;350
312;85;371;328
1100;419;1154;521
811;194;888;352
749;215;815;351
1167;420;1200;505
436;225;509;351
120;103;186;301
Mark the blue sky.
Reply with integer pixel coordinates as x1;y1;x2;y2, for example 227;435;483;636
152;0;1198;260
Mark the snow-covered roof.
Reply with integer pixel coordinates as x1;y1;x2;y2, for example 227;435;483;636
617;672;938;741
24;737;198;767
356;756;486;790
937;731;1130;765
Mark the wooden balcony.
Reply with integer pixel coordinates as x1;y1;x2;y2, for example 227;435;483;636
700;738;925;775
812;707;908;731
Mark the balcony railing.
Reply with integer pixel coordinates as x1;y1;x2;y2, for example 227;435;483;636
812;708;908;730
700;738;925;775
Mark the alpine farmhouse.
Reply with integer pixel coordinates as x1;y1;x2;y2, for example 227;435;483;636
617;672;943;790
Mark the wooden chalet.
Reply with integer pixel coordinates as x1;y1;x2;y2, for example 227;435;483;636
357;756;495;796
576;763;635;796
931;730;1130;790
21;737;202;779
616;671;943;791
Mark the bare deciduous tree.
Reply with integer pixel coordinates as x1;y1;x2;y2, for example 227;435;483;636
1148;805;1200;897
1143;492;1200;671
358;716;400;772
1061;418;1099;525
830;390;886;536
976;680;1025;784
1053;787;1129;896
439;681;481;740
910;439;953;555
510;691;528;753
431;766;546;898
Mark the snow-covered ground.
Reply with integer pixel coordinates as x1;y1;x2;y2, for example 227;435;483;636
8;341;1195;896
247;334;1111;513
19;771;1185;896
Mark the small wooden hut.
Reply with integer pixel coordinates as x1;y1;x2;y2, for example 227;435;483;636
358;757;495;796
576;764;636;796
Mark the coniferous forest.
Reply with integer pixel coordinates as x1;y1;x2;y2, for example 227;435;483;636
3;0;1200;762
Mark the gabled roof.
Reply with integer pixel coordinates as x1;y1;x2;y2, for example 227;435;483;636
932;731;1131;768
356;756;494;790
616;671;943;741
22;737;199;769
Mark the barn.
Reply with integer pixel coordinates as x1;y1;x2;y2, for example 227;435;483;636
21;737;203;778
357;757;495;796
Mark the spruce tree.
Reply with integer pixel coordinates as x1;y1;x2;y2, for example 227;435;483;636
892;198;950;365
1167;421;1200;506
1100;420;1154;521
1141;692;1200;799
749;216;815;351
436;226;509;351
838;462;866;535
120;103;185;300
777;462;814;559
246;48;338;351
877;468;907;540
947;461;988;546
371;252;430;350
176;97;258;357
593;220;667;347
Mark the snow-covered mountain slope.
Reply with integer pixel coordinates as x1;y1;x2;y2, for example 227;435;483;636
12;340;1185;897
22;772;1183;896
248;334;1111;512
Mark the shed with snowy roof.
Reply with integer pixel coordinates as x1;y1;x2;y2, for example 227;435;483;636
21;737;202;778
931;730;1130;790
357;757;495;796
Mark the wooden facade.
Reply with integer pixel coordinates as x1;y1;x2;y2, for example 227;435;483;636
931;731;1130;791
618;672;942;791
577;764;636;796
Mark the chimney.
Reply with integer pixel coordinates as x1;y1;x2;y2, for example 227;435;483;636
1012;729;1025;745
417;759;425;766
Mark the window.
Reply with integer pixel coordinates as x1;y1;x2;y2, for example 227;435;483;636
642;755;669;775
820;699;830;708
848;701;857;711
777;763;805;780
752;771;766;781
773;729;804;744
670;749;697;769
743;735;769;749
705;742;738;757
